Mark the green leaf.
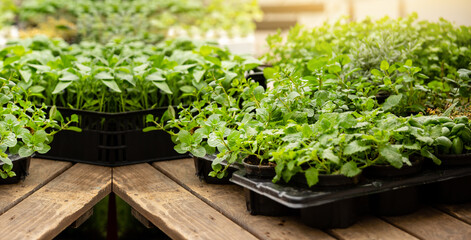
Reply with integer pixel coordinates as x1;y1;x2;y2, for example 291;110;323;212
101;80;122;93
152;82;173;94
180;86;195;93
379;145;403;168
20;70;32;83
344;140;370;155
178;130;191;144
60;72;79;81
321;148;339;164
380;60;390;71
190;146;206;158
340;162;361;177
193;70;205;82
421;148;441;165
66;126;82;132
18;146;34;157
383;94;402;111
143;126;158;132
305;168;319;187
95;71;114;80
52;81;72;94
307;57;328;72
146;72;165;81
371;69;383;77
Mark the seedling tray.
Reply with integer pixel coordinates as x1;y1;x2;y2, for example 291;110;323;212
0;155;31;185
231;165;471;228
39;107;187;166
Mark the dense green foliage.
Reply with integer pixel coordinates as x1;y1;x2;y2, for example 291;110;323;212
0;36;261;112
0;76;77;178
16;0;261;43
152;16;471;187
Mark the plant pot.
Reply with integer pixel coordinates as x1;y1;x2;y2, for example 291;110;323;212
0;155;31;185
366;158;423;216
436;153;471;167
291;172;361;189
244;188;296;216
426;153;471;203
375;91;390;104
193;154;239;184
370;187;421;216
242;157;276;179
246;72;266;89
364;157;424;179
300;196;368;229
38;107;188;166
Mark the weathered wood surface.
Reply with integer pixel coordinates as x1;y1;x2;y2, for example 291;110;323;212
0;158;72;214
113;163;258;240
0;163;111;240
329;216;418;240
153;158;335;240
384;207;471;240
437;203;471;225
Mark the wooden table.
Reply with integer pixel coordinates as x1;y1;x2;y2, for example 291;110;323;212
0;158;111;240
2;157;471;240
117;158;471;240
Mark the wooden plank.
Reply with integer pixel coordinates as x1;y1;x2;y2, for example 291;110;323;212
255;20;298;30
153;158;334;240
437;203;471;225
260;3;324;13
384;207;471;240
0;158;72;214
131;208;153;229
329;216;418;240
113;163;258;240
0;163;111;240
70;208;93;228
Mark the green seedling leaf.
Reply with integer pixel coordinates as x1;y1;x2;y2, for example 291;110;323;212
101;80;122;93
52;81;72;94
95;71;114;80
305;168;319;187
344;140;370;155
146;72;165;81
19;70;32;83
340;162;361;177
66;126;82;132
60;72;79;81
152;82;173;94
380;60;390;71
383;94;402;111
379;145;403;168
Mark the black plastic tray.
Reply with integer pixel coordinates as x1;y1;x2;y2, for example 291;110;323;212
193;154;240;184
231;166;471;208
231;165;471;228
38;107;187;166
0;155;31;184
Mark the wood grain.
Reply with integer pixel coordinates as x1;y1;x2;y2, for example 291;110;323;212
0;163;111;240
437;203;471;225
113;163;258;240
329;216;418;240
0;158;72;214
153;158;335;240
384;207;471;240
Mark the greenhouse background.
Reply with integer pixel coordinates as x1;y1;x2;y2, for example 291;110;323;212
1;0;471;240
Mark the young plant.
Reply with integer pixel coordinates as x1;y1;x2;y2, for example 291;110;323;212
0;77;79;179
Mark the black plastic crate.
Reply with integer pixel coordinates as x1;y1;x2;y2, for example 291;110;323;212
0;155;31;184
39;107;187;166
